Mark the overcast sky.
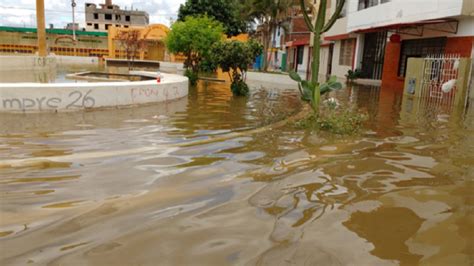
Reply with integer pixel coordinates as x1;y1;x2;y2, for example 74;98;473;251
0;0;186;28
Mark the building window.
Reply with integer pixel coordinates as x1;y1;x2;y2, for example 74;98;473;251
339;38;356;66
105;14;112;20
93;13;99;19
125;15;130;22
297;46;304;65
87;23;92;26
398;37;447;77
116;14;121;20
124;25;129;28
358;0;378;10
105;24;111;30
94;24;99;29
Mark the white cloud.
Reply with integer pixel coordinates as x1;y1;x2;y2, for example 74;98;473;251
0;0;186;28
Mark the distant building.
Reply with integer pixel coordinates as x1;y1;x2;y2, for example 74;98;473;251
253;2;313;75
85;0;149;32
284;5;313;78
65;23;80;31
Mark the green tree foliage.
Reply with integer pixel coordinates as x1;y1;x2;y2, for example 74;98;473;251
178;0;247;36
211;40;263;96
165;16;224;85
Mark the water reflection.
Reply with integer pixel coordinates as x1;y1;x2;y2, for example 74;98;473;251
344;207;425;265
0;75;473;265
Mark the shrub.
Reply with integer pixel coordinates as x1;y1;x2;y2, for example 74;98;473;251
211;39;263;96
317;108;367;135
230;78;250;96
165;16;224;85
295;103;368;135
345;69;363;83
184;69;199;85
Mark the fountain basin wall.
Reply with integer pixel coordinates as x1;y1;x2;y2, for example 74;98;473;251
0;72;188;113
0;55;57;71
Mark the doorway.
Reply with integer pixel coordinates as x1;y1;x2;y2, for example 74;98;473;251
361;31;387;80
327;43;334;78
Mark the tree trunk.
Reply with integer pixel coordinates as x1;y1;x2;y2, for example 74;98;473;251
266;22;277;72
311;0;327;114
311;31;321;113
262;24;272;72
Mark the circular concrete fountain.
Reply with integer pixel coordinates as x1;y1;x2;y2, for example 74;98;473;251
0;70;188;113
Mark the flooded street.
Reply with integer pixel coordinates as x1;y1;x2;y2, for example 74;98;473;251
0;78;473;265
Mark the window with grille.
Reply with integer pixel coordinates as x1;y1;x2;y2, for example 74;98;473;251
398;37;447;77
339;39;356;66
358;0;378;10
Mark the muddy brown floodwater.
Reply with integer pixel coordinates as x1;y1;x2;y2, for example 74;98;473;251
0;78;473;266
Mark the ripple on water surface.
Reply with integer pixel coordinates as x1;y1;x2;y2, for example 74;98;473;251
0;80;473;265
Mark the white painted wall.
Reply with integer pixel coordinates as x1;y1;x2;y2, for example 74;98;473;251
462;0;474;16
297;45;310;77
347;0;466;32
273;26;284;49
332;41;353;79
0;72;188;113
319;46;329;77
354;34;365;71
325;0;349;37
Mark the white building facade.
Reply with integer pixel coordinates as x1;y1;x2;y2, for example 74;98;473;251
319;0;474;89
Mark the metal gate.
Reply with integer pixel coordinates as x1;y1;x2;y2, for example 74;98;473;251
420;54;461;112
361;31;387;80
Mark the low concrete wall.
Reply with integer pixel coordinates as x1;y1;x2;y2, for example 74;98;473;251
0;55;56;71
159;61;184;75
0;72;188;113
55;55;101;66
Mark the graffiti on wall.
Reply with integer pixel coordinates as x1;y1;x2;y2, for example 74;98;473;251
1;90;96;111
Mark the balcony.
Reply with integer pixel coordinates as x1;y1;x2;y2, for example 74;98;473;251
347;0;466;32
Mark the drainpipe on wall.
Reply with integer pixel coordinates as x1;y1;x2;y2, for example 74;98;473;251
469;59;474;99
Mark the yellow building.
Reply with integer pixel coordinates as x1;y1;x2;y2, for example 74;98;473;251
0;24;250;64
0;24;173;61
107;24;169;61
0;26;109;57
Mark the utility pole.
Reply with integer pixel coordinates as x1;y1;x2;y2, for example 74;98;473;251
71;0;76;41
72;0;77;56
36;0;47;57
